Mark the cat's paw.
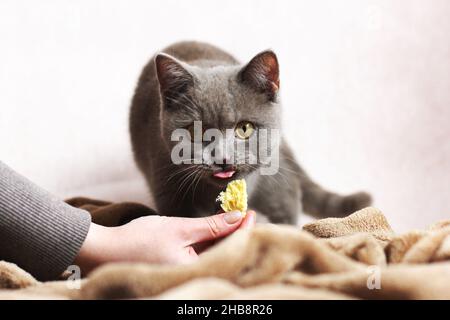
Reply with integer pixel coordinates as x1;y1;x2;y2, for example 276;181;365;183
340;191;373;216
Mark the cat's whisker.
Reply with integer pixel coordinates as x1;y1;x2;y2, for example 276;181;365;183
239;159;294;188
277;165;298;174
272;166;293;183
171;169;196;203
155;158;197;174
241;163;286;189
165;165;196;184
173;166;202;202
180;166;206;203
191;167;206;204
181;166;204;203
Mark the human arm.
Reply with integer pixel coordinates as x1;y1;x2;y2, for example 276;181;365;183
0;161;91;281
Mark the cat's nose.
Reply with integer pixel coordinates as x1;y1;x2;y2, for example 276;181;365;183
212;161;237;179
216;160;235;172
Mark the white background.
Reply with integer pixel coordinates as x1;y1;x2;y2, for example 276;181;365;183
0;0;449;231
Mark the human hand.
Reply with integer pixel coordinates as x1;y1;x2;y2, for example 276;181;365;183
74;210;256;275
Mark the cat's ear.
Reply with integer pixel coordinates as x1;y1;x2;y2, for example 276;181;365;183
155;53;194;98
239;50;280;100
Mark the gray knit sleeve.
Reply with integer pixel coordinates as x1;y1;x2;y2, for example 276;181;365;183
0;161;91;281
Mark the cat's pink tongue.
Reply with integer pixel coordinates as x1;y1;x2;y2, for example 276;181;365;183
213;170;235;179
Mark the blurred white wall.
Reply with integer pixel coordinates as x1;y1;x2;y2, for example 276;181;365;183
0;0;449;231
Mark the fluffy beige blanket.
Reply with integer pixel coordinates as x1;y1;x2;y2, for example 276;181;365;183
1;198;450;299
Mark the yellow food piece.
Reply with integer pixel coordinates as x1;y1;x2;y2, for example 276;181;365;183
216;179;248;215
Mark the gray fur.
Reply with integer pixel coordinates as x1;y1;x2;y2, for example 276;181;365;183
129;41;371;224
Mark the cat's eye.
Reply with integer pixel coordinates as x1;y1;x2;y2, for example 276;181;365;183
235;121;255;140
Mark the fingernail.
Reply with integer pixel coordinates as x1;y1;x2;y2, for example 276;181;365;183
223;211;243;224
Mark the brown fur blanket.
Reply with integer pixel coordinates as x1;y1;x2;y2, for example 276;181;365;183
1;198;450;299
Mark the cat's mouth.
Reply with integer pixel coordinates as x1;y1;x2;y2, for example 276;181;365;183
212;165;237;180
213;170;236;179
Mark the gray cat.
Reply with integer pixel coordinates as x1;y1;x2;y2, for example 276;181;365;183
129;41;371;224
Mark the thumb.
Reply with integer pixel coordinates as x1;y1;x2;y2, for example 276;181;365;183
181;211;244;244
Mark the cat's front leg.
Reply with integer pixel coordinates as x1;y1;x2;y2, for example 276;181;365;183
248;173;302;225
